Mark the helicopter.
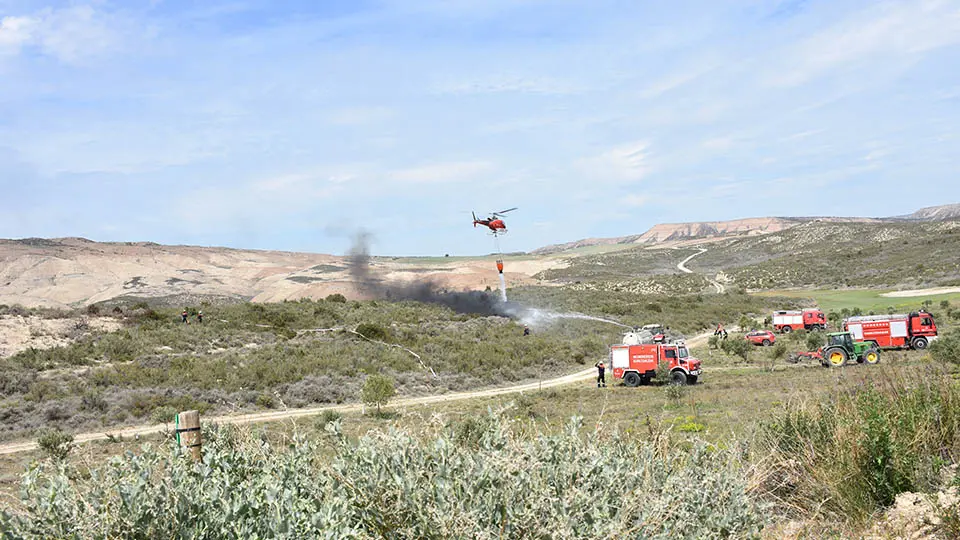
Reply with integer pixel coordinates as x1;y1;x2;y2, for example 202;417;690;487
472;207;517;235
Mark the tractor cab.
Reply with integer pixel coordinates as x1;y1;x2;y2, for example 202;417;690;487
826;332;854;349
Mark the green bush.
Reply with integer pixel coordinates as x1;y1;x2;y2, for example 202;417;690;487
355;322;391;342
721;336;751;362
0;416;764;538
325;293;347;303
805;331;823;352
930;333;960;364
35;428;74;461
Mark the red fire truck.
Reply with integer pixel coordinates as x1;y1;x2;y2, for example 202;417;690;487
843;311;938;350
609;341;702;386
772;309;827;333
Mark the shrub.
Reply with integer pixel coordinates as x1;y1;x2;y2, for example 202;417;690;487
1;416;764;538
355;322;391;342
805;331;823;352
721;336;751;362
361;374;396;415
758;370;960;520
930;333;960;365
664;384;685;403
35;428;74;461
150;406;178;426
325;293;347;303
314;410;342;431
255;393;276;409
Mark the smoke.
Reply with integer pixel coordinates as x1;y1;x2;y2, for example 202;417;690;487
348;232;506;316
347;232;633;330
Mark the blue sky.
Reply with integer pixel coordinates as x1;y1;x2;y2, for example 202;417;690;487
1;0;958;256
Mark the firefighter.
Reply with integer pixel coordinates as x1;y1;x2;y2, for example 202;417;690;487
714;322;723;336
197;310;203;324
595;360;606;388
523;325;530;336
181;308;189;324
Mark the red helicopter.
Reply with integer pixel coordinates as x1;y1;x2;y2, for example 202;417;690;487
472;207;517;235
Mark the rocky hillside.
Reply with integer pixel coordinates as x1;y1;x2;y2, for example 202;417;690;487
0;238;557;308
534;204;958;254
896;203;960;221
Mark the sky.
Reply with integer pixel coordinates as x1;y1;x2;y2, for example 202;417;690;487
0;0;958;256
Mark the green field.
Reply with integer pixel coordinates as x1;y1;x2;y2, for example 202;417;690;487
754;288;960;314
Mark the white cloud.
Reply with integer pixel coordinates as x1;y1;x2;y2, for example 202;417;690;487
0;15;36;55
577;141;650;182
0;5;131;64
387;161;494;184
769;0;960;86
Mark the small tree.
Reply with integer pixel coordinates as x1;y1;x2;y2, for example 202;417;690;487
805;332;823;352
361;374;396;416
738;315;754;332
723;338;751;362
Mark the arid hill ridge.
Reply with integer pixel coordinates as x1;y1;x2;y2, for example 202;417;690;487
531;204;960;254
1;204;957;308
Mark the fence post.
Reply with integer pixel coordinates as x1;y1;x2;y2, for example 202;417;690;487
175;410;202;461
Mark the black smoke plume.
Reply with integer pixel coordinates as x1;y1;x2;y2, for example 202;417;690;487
348;233;509;316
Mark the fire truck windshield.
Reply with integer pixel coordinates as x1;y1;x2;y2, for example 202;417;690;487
677;347;688;358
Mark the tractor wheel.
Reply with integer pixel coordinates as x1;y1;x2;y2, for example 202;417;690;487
862;347;881;365
823;347;848;367
762;339;771;346
624;372;641;387
686;375;698;385
911;337;929;350
670;370;688;385
782;326;792;334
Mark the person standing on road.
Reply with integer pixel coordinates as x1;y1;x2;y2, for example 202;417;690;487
595;360;606;388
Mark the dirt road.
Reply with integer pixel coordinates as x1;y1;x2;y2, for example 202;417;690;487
676;249;725;294
0;332;716;456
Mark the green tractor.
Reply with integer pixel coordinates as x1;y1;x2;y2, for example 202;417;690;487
821;332;881;367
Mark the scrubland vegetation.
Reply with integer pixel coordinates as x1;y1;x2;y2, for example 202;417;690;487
2;278;960;536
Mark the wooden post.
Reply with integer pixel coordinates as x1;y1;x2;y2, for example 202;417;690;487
175;410;202;461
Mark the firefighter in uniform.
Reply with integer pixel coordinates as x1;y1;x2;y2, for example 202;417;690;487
595;360;606;388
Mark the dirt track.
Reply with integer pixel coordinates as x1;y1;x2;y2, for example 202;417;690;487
676;248;725;294
0;332;716;456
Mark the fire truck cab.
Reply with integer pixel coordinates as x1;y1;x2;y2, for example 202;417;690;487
609;341;702;387
773;308;827;333
844;311;938;350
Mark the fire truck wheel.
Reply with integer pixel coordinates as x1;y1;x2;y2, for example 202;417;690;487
782;326;792;334
911;337;928;350
623;372;641;387
670;371;687;385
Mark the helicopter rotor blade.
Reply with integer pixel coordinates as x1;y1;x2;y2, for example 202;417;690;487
492;207;518;216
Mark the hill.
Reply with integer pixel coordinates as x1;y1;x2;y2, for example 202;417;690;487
0;238;558;308
533;203;959;254
540;219;960;291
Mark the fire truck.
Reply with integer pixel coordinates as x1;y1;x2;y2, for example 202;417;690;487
772;308;827;333
609;341;702;387
843;311;939;350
